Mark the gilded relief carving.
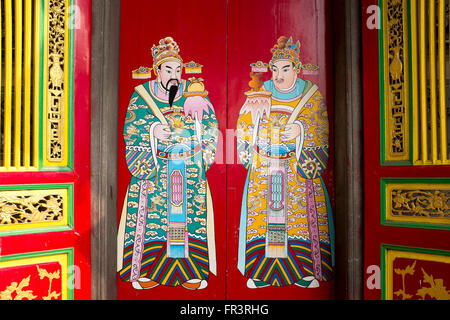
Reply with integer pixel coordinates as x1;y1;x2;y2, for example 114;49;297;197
0;265;62;300
47;0;67;163
0;275;37;300
0;192;64;225
394;260;450;300
383;180;450;229
384;0;409;161
391;189;450;219
36;265;61;300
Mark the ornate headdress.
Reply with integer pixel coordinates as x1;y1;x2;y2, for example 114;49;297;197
151;37;183;68
269;36;302;73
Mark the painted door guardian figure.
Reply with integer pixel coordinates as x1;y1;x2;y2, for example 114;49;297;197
236;36;335;289
117;37;219;290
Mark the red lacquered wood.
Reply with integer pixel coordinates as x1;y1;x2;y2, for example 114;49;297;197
117;0;227;300
226;0;335;300
117;0;334;300
362;0;450;300
0;0;92;300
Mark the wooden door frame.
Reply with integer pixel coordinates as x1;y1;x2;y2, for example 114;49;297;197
89;0;364;300
331;0;364;300
90;0;121;300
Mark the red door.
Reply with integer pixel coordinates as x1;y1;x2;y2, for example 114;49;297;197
362;0;450;300
226;0;335;300
117;0;334;300
0;0;91;300
117;0;227;300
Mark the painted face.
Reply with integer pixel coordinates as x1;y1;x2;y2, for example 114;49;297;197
271;60;298;92
157;60;182;91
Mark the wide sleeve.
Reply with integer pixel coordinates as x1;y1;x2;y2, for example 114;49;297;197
296;90;329;179
123;91;160;180
200;98;219;172
236;111;255;170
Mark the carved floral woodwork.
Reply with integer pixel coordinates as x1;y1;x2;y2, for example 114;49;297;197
0;192;63;225
47;0;68;164
382;0;410;162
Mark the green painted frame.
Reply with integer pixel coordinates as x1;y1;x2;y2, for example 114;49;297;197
380;244;450;300
0;247;74;300
380;177;450;231
0;183;74;236
38;0;75;172
378;0;414;166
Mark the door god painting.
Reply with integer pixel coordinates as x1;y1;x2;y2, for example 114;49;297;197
117;37;219;291
236;36;335;289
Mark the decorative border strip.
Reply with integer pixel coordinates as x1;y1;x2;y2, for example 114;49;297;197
0;183;74;236
379;0;412;165
41;0;74;170
381;178;450;231
381;244;450;300
0;248;74;300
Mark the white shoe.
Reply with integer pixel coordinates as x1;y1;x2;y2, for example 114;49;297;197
182;279;208;290
307;279;320;288
198;280;208;290
295;276;320;288
247;278;270;289
247;278;256;289
132;281;142;290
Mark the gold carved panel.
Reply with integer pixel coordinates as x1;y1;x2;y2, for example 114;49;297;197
0;185;72;235
383;180;450;229
45;0;70;166
383;246;450;300
381;0;410;162
0;249;72;300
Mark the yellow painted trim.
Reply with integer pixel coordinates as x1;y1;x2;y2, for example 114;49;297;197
0;188;69;232
413;159;447;166
385;182;450;226
419;0;428;163
413;0;449;166
63;1;70;167
14;0;23;168
43;0;69;168
401;0;410;162
0;253;69;300
382;0;410;162
4;0;12;169
385;249;450;300
33;0;41;168
382;0;389;161
429;0;438;164
411;0;419;163
24;0;33;169
42;0;49;167
438;0;447;163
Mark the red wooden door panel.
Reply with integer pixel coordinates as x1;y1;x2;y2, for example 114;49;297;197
362;0;450;300
117;0;227;300
226;0;335;300
117;0;334;300
0;0;92;300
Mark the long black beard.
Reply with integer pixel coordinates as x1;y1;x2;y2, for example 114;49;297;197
168;85;179;107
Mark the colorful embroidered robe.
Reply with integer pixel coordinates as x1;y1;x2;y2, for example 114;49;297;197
236;78;335;287
117;80;219;287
